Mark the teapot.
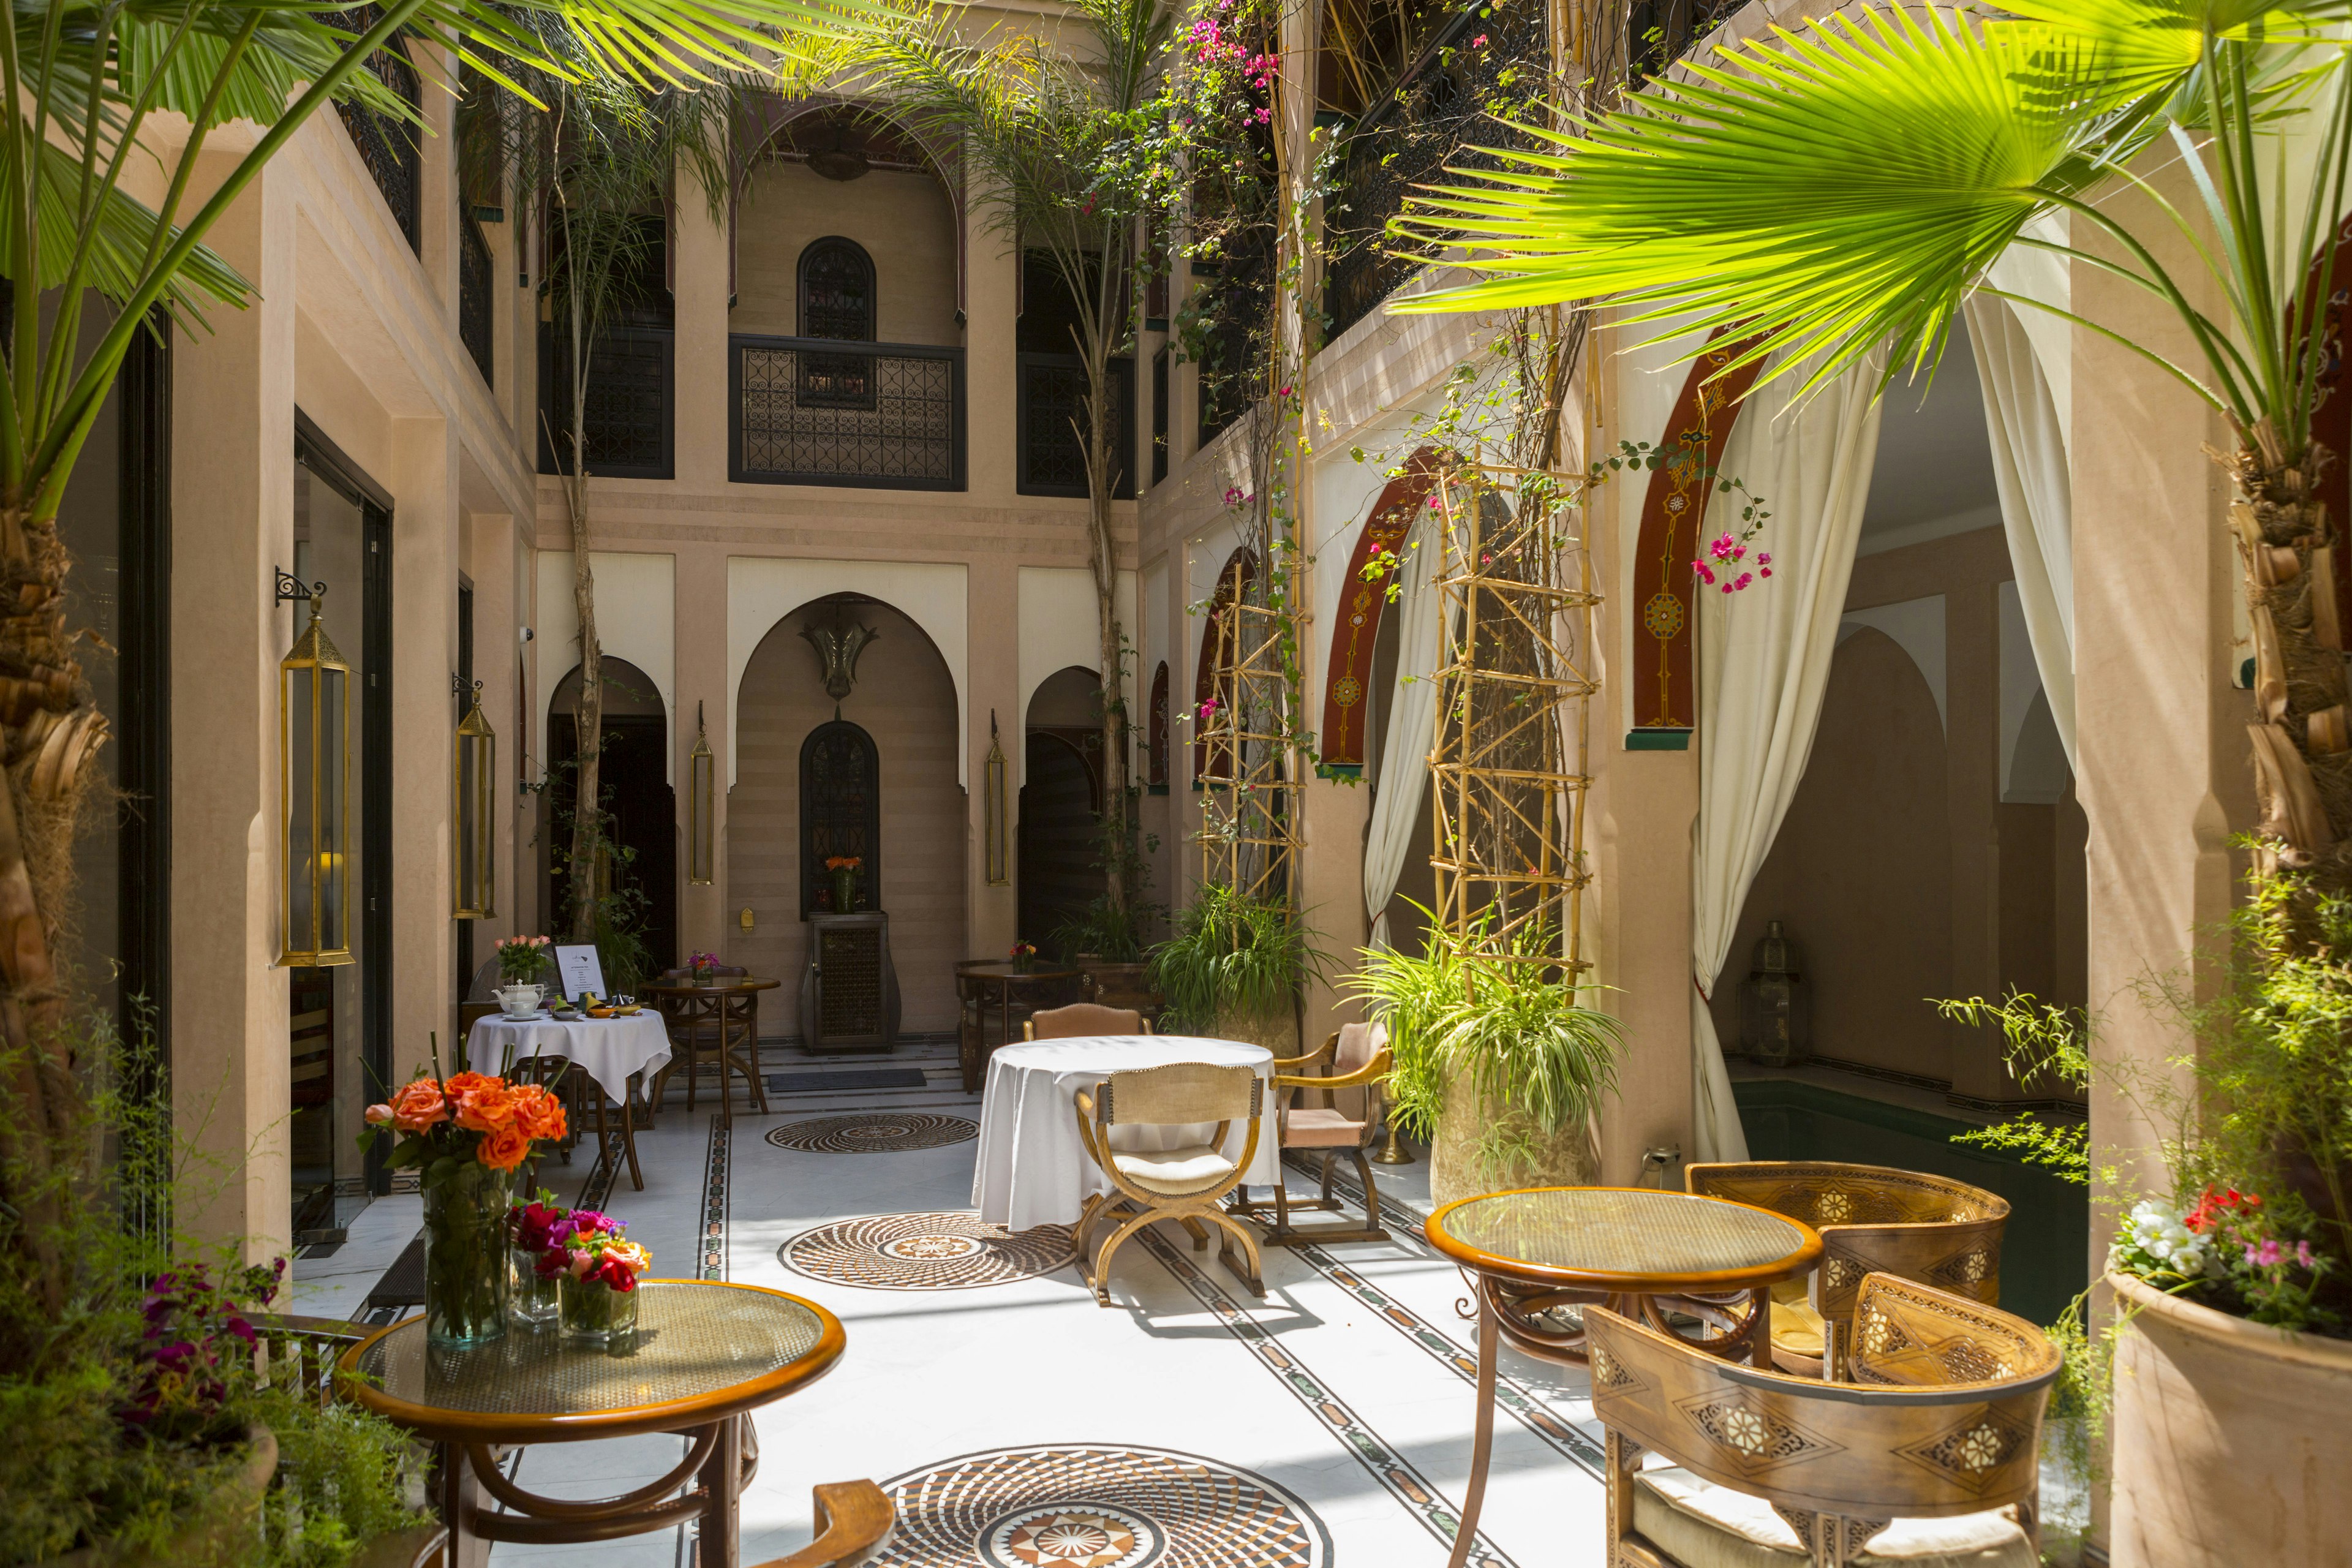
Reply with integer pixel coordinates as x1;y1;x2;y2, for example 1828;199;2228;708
496;982;546;1019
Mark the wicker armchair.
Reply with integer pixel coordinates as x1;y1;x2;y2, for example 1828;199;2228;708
1230;1022;1393;1245
1684;1161;2009;1377
757;1481;894;1567
1025;1003;1155;1039
1588;1273;2058;1568
1072;1061;1265;1306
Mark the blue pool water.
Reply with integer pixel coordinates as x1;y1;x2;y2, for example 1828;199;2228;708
1733;1077;2091;1327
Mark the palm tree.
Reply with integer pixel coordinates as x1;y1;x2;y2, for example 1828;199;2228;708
0;0;870;1315
1393;0;2352;881
856;0;1182;921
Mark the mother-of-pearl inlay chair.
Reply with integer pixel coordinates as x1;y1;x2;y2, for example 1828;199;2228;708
1682;1162;2009;1378
1072;1060;1265;1305
1229;1021;1393;1245
1588;1273;2059;1568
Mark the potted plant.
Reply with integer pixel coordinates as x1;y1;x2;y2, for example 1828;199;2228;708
1145;883;1327;1053
492;933;552;1017
688;949;720;986
1346;909;1623;1205
532;1212;650;1351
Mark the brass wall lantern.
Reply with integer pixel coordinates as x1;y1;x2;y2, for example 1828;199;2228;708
688;701;715;885
1739;919;1807;1068
453;676;496;919
985;709;1009;886
279;573;352;966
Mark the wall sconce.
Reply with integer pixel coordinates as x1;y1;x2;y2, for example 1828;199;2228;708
985;709;1009;886
279;577;352;966
688;701;715;885
453;676;495;919
739;907;755;932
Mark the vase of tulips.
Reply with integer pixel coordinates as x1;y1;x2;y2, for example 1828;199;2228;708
545;1212;650;1351
364;1038;569;1349
507;1193;569;1328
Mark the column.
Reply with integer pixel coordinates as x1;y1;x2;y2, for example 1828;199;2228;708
388;415;460;1087
965;176;1018;499
672;145;731;488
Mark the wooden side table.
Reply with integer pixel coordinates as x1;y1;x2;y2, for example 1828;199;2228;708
646;977;779;1125
953;960;1080;1091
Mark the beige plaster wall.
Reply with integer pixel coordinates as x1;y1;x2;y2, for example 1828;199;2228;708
731;162;959;346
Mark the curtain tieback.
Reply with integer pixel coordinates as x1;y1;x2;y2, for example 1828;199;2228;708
1692;975;1713;1006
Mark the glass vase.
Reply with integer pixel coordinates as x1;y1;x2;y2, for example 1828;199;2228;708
559;1275;640;1351
508;1246;561;1328
423;1161;514;1349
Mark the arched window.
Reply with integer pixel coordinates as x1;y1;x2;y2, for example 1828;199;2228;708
799;237;875;341
800;718;880;916
1191;549;1255;786
1148;662;1170;793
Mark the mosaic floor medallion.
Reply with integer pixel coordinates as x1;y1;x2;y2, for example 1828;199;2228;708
780;1211;1076;1291
763;1112;977;1153
874;1445;1329;1568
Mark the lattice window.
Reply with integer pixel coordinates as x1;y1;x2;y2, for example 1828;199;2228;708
330;8;421;253
799;238;875;340
1017;355;1134;498
459;214;494;387
800;720;879;918
1148;662;1170;789
736;341;961;488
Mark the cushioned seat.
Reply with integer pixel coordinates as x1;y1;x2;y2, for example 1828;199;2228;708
1110;1145;1236;1194
1278;1106;1365;1147
1768;1275;1825;1360
1232;1022;1395;1244
1635;1468;2034;1568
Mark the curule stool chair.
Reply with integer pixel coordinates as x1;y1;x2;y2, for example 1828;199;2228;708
1229;1020;1393;1245
1588;1273;2059;1568
1681;1161;2009;1378
1023;1002;1155;1039
1072;1060;1265;1305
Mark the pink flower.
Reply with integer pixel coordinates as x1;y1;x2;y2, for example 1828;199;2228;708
1756;552;1771;567
1760;568;1773;578
2247;1238;2283;1268
2297;1239;2317;1269
1223;485;1245;506
1693;562;1715;584
1733;572;1754;590
1472;33;1488;47
364;1103;393;1126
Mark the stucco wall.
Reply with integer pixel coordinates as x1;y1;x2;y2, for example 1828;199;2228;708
731;162;960;346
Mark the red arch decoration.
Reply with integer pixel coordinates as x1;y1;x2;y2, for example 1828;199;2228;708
1318;448;1445;778
1191;548;1256;786
1628;333;1763;742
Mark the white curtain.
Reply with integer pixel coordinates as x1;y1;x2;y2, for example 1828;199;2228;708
1964;294;2078;771
1363;516;1443;949
1690;358;1887;1162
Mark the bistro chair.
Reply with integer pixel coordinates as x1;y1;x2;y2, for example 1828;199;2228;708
1023;1002;1155;1039
760;1480;894;1567
651;965;770;1121
1072;1061;1265;1306
1588;1273;2057;1568
1682;1161;2009;1377
1229;1021;1393;1245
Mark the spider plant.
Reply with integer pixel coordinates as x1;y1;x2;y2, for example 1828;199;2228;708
1146;883;1330;1037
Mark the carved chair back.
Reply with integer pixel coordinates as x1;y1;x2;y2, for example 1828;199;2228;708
1686;1160;2008;1322
1586;1274;2057;1566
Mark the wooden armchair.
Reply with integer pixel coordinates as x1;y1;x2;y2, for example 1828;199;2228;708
1230;1021;1393;1245
759;1481;894;1567
1684;1161;2009;1377
1072;1061;1265;1306
1025;1002;1155;1039
1588;1274;2057;1568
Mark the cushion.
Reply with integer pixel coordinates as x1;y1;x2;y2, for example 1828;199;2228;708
1282;1107;1367;1148
1632;1469;2033;1568
1770;1294;1826;1359
1110;1145;1237;1194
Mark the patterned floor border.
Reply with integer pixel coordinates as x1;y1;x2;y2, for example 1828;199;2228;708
1130;1224;1520;1568
700;1114;731;1280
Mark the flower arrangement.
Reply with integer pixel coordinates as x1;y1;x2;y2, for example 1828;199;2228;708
823;855;862;872
507;1193;571;1327
537;1212;651;1347
494;932;552;982
688;948;720;981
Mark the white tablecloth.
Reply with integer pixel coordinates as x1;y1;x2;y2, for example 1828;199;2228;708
466;1013;673;1101
971;1035;1281;1231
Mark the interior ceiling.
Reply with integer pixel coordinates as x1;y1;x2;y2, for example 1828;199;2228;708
1858;322;2002;537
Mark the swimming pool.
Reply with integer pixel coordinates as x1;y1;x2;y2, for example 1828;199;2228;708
1733;1077;2091;1327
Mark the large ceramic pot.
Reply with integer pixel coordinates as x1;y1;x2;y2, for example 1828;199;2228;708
2108;1268;2352;1567
1429;1068;1597;1207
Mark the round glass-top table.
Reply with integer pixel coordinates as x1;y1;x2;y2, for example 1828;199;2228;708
1424;1188;1822;1568
341;1281;845;1568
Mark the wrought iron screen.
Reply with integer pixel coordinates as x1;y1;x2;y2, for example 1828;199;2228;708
797;238;880;410
1152;348;1169;485
331;9;421;253
537;323;674;479
1323;0;1547;340
799;720;879;918
1017;354;1134;499
732;336;964;490
1196;246;1272;448
816;922;884;1036
459;214;494;388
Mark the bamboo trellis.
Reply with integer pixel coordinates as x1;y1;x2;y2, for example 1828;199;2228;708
1427;454;1600;973
1198;547;1307;903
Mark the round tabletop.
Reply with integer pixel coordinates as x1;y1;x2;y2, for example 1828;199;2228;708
1427;1186;1822;1294
639;976;781;996
959;962;1079;984
338;1280;844;1443
987;1033;1272;1075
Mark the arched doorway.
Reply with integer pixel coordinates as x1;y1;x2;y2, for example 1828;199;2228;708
546;657;677;976
1021;666;1106;951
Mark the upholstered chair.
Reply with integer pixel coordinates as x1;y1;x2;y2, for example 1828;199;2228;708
1072;1061;1265;1305
1683;1161;2009;1377
1588;1273;2059;1568
1230;1021;1393;1245
1023;1003;1155;1039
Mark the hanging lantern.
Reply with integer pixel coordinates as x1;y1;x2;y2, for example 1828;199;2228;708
688;701;715;885
281;584;352;966
1739;919;1807;1068
985;709;1009;886
452;677;496;919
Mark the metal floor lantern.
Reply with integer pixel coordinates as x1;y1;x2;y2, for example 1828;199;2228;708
453;677;495;919
280;579;353;966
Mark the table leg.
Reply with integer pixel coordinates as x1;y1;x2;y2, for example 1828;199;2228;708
698;1415;742;1568
1754;1287;1774;1369
439;1441;490;1568
1447;1287;1500;1568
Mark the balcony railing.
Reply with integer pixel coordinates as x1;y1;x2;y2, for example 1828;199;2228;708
1196;245;1273;449
459;213;494;388
730;335;965;490
331;9;421;253
537;323;674;480
1017;353;1134;500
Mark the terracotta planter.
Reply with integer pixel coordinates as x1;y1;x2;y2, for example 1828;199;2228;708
47;1425;278;1567
2108;1268;2352;1567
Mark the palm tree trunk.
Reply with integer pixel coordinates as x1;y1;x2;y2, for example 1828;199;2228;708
563;281;604;944
1085;374;1128;916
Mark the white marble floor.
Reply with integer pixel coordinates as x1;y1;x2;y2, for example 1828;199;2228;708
296;1039;1613;1566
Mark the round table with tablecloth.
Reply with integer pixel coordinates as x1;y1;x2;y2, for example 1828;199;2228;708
465;1012;672;1101
971;1035;1283;1232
